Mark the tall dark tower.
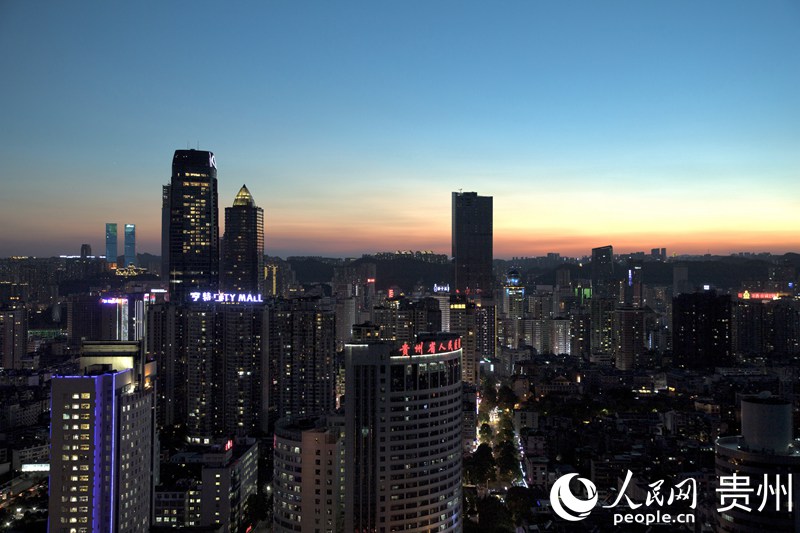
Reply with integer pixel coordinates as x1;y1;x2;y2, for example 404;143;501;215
452;191;493;297
590;245;615;358
221;184;264;294
673;289;732;369
163;150;219;300
591;245;615;298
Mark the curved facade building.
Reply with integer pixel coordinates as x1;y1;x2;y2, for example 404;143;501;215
715;395;800;532
345;333;463;532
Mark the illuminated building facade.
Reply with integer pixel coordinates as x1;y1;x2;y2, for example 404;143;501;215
48;366;155;533
123;223;136;267
475;303;496;359
105;223;118;267
450;296;478;385
183;301;267;442
221;184;264;294
344;334;463;532
164;149;219;299
452;191;493;297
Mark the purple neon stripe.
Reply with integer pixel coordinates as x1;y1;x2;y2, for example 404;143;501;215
110;372;117;532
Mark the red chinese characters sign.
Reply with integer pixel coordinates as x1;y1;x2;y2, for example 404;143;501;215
395;338;461;357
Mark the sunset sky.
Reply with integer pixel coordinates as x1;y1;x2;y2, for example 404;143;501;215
1;1;799;258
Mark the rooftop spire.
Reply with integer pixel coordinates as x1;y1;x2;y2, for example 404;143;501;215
233;184;255;207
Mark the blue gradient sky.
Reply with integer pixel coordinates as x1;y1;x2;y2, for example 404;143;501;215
1;1;799;258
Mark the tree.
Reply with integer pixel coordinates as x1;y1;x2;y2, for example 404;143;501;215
505;486;537;524
498;414;516;442
475;495;514;532
479;422;494;444
465;443;496;485
495;440;522;482
481;381;498;410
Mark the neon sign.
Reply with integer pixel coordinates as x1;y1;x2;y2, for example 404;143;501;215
100;298;127;305
394;337;462;357
433;284;450;293
188;291;264;303
738;291;783;300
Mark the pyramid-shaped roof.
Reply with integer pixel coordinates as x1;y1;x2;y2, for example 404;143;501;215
233;184;255;207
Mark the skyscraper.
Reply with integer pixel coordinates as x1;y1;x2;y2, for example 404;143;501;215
48;366;155;533
164;149;219;299
591;245;615;298
672;289;732;368
452;191;493;297
0;309;26;369
344;334;463;532
267;297;336;423
221;184;264;294
590;245;616;360
182;301;267;442
449;295;478;384
161;185;170;279
124;223;136;267
105;223;118;267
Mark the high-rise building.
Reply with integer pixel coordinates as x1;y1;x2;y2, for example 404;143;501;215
672;289;732;368
266;297;336;424
0;309;27;369
452;191;493;297
613;307;647;371
161;185;170;279
344;334;463;532
182;300;267;442
475;303;497;360
623;260;643;307
591;245;616;360
105;223;118;268
164;149;219;299
124;223;136;267
147;302;186;428
273;417;345;533
591;245;615;298
673;265;690;296
48;366;155;533
716;394;800;532
500;271;525;348
450;295;478;384
222;184;264;294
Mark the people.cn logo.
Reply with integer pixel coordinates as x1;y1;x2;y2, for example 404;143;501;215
550;474;599;521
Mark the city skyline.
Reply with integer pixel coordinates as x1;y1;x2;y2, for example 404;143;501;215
1;1;799;258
